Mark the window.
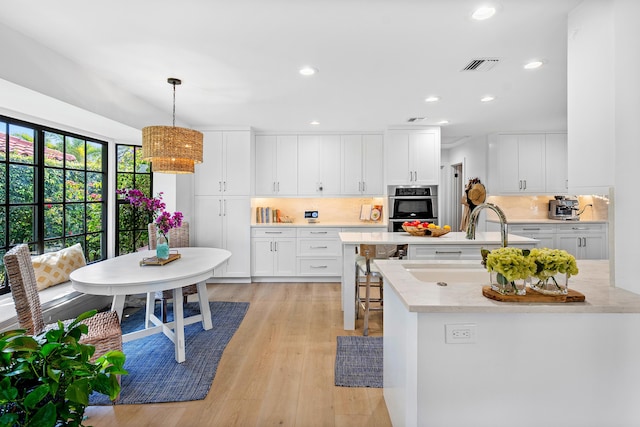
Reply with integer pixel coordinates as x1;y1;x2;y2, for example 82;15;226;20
0;116;108;294
115;144;153;255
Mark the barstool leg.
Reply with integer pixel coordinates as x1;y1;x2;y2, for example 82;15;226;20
364;274;371;336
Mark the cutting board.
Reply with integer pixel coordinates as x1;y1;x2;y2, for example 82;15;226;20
482;286;586;303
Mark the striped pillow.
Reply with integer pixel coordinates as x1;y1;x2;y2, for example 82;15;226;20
32;243;87;291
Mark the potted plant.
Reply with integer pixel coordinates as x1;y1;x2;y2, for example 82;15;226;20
481;247;536;295
0;310;127;427
529;248;579;295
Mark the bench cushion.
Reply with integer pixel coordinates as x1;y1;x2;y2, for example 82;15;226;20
32;243;86;290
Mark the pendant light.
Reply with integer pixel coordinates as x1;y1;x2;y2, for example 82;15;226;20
142;78;203;174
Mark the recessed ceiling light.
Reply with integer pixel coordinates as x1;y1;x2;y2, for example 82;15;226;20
438;120;450;125
524;60;544;70
310;120;320;125
299;66;318;76
481;95;496;102
472;6;496;21
425;96;440;103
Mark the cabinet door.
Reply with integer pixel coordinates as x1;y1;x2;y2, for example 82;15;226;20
193;196;223;248
582;235;607;259
221;131;251;195
252;239;274;276
385;132;411;184
220;197;250;277
275;135;298;195
341;135;363;194
255;135;277;195
556;235;580;258
195;132;224;196
411;132;439;185
497;134;522;193
274;238;297;275
298;135;321;195
319;135;341;194
545;133;568;194
362;134;384;195
518;134;545;193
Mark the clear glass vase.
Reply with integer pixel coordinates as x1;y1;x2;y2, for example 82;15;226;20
490;271;528;296
156;233;170;260
530;272;568;295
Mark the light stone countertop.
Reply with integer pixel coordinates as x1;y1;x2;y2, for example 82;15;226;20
339;231;537;245
374;259;640;314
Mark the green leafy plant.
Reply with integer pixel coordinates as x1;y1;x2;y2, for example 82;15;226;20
0;310;127;427
482;247;536;283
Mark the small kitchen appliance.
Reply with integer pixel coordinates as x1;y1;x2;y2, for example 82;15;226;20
548;196;579;220
305;210;319;223
388;185;438;231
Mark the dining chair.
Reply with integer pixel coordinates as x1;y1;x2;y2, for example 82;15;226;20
3;244;122;361
148;221;199;323
355;244;386;336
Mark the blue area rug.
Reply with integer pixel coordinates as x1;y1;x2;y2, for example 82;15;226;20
90;301;249;405
334;336;383;388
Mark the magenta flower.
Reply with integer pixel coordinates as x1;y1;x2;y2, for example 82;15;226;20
118;188;183;239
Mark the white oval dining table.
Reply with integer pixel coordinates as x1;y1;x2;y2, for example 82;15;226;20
70;247;231;363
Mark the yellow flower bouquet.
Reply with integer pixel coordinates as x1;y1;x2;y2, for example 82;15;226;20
529;248;579;295
481;247;536;295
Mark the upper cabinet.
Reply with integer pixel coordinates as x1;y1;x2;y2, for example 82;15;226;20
298;135;342;196
488;132;567;195
341;134;384;195
385;128;440;185
255;135;298;196
195;131;251;196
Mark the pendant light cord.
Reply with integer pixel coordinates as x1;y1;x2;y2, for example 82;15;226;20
172;81;176;127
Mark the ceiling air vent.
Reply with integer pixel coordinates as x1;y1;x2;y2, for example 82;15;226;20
406;117;425;123
461;58;500;72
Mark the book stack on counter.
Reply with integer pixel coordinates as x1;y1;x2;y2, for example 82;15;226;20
255;207;282;223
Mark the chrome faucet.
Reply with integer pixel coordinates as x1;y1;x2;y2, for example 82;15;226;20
466;203;509;247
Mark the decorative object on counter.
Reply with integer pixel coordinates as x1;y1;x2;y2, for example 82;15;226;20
360;204;383;221
117;188;183;259
402;221;451;237
528;248;579;295
482;286;585;303
255;206;283;223
460;178;486;231
481;247;536;295
305;210;319;223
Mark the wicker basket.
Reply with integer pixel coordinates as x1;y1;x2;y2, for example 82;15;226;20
402;224;450;237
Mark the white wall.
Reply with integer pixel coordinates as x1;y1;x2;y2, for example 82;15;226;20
568;0;640;293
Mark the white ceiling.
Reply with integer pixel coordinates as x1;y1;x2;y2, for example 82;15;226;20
0;0;581;145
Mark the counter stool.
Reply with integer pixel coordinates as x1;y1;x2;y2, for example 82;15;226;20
355;244;384;336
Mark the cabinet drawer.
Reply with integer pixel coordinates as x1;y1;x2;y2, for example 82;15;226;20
298;239;342;256
556;223;606;234
409;246;484;260
298;258;342;276
509;224;556;234
252;227;296;238
297;228;341;239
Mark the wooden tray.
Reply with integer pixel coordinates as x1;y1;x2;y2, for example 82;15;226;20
140;253;181;266
402;225;450;237
482;285;585;303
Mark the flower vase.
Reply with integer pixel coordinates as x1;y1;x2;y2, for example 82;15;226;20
490;271;528;296
156;233;170;260
530;272;568;295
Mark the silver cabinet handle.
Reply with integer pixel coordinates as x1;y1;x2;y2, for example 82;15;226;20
223;199;227;216
310;265;328;269
310;246;328;249
265;231;283;234
310;231;328;234
571;227;588;230
274;242;278;251
224;181;227;192
218;199;222;216
362;181;366;192
270;241;273;251
577;237;582;247
273;182;276;192
519;180;522;190
435;251;463;255
522;227;541;231
523;180;527;190
277;182;280;192
219;181;222;192
582;237;587;247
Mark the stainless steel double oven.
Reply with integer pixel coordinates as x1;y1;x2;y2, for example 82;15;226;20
387;185;438;232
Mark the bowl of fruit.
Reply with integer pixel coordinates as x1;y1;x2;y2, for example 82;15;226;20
402;221;451;237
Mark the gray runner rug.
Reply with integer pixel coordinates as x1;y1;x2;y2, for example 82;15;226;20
90;301;249;405
334;336;383;388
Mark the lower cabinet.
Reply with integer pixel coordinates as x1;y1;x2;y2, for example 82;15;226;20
297;228;342;276
194;196;251;277
505;224;556;249
251;228;297;276
408;244;528;260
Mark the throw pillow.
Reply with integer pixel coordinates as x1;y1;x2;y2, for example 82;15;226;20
32;243;87;291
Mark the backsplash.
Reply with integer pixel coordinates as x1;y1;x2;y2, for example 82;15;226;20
251;197;386;224
485;195;609;221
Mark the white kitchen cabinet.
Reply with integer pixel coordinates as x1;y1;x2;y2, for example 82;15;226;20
251;228;297;276
194;196;251;277
545;133;568;194
341;134;384;195
493;223;555;249
195;131;251;196
556;223;608;259
408;243;532;260
296;228;342;276
385;129;440;185
495;134;545;193
298;135;342;195
254;135;298;196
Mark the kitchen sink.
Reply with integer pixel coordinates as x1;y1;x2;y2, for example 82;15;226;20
403;261;488;284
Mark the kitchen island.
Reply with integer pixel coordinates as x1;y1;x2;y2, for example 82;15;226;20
339;231;539;330
376;259;640;427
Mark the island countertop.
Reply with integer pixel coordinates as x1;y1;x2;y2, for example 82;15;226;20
339;231;537;245
374;259;640;314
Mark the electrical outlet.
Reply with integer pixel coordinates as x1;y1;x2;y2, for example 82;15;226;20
445;324;477;344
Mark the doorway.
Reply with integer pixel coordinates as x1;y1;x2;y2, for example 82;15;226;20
451;163;463;231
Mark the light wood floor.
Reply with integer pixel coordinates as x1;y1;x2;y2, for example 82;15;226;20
84;282;391;427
